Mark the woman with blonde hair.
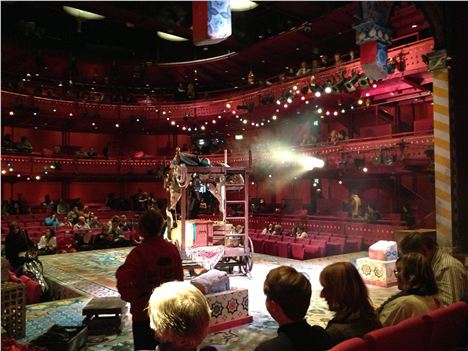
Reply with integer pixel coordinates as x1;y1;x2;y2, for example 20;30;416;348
377;252;440;326
320;262;382;347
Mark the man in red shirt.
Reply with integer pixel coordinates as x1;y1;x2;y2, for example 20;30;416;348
116;209;183;350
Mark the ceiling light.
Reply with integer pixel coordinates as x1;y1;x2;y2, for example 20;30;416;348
411;24;418;28
63;6;105;20
157;31;189;42
230;0;258;11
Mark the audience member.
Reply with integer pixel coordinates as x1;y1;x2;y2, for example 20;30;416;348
296;225;308;239
67;206;80;224
56;198;69;214
398;232;467;306
262;223;274;235
38;228;57;255
3;133;15;149
148;281;222;351
89;215;103;229
320;262;382;346
116;209;184;351
94;225;114;249
75;229;94;251
44;213;60;227
272;224;283;236
377;253;441;326
73;216;90;233
5;222;35;274
255;266;330;351
16;136;33;153
86;147;97;158
296;61;311;76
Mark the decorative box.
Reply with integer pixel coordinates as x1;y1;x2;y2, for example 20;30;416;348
356;257;397;287
30;325;88;351
206;287;252;333
82;297;126;335
369;240;398;261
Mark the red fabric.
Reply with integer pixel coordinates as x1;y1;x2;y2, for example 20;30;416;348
8;272;42;304
276;241;290;258
422;302;468;351
363;316;427;351
329;337;369;351
360;41;378;65
192;1;208;44
116;236;183;321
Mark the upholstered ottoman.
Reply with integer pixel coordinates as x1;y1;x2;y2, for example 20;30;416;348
356;257;397;287
206;287;252;333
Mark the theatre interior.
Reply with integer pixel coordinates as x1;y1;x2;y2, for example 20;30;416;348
1;1;468;351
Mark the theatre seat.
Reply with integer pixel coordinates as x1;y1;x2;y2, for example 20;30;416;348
363;316;427;351
329;337;369;351
263;240;278;256
276;241;290;258
422;302;468;351
290;243;305;260
251;238;264;254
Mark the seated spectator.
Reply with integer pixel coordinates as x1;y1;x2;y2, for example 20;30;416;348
320;262;382;346
119;214;132;232
59;216;73;228
56;198;69;215
399;232;467;306
296;61;311;76
288;225;298;237
38;228;57;255
89;215;103;229
75;229;94;251
261;223;274;235
148;281;222;351
3;133;15;150
44;213;60;227
94;225;114;249
67;206;80;224
187;82;196;99
296;225;308;239
255;266;330;351
174;82;187;101
272;224;283;236
73;216;90;233
334;53;343;66
86;147;97;158
5;222;35;274
377;253;440;326
16;136;33;153
82;206;91;222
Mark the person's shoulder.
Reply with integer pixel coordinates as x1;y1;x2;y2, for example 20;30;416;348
255;335;293;351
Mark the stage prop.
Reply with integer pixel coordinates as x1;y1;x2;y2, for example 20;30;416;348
357;240;398;287
206;287;253;333
165;149;252;275
193;0;232;46
82;297;127;335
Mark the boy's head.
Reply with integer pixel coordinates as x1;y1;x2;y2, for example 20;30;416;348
148;281;211;350
263;266;311;323
139;208;165;238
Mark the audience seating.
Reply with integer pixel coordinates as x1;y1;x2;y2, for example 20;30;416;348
329;302;468;351
328;337;369;351
422;301;468;351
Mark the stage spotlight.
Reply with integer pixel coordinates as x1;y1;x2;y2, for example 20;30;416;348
344;73;359;92
358;74;371;89
332;76;345;94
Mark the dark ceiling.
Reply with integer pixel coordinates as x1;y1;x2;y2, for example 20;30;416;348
2;1;362;92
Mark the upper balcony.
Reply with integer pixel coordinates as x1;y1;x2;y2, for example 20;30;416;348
1;131;433;181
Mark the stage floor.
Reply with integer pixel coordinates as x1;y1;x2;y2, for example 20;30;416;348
20;248;399;351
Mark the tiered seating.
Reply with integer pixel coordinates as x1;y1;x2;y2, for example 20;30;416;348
329;302;468;351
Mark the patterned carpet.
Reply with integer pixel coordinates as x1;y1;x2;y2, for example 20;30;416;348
20;248;399;351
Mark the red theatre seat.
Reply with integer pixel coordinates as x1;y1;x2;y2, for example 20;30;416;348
329;337;369;351
251;238;264;254
363;316;428;351
422;302;468;351
263;240;278;256
290;243;306;260
276;241;290;258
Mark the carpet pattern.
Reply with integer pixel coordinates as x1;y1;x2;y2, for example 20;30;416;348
19;248;399;350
